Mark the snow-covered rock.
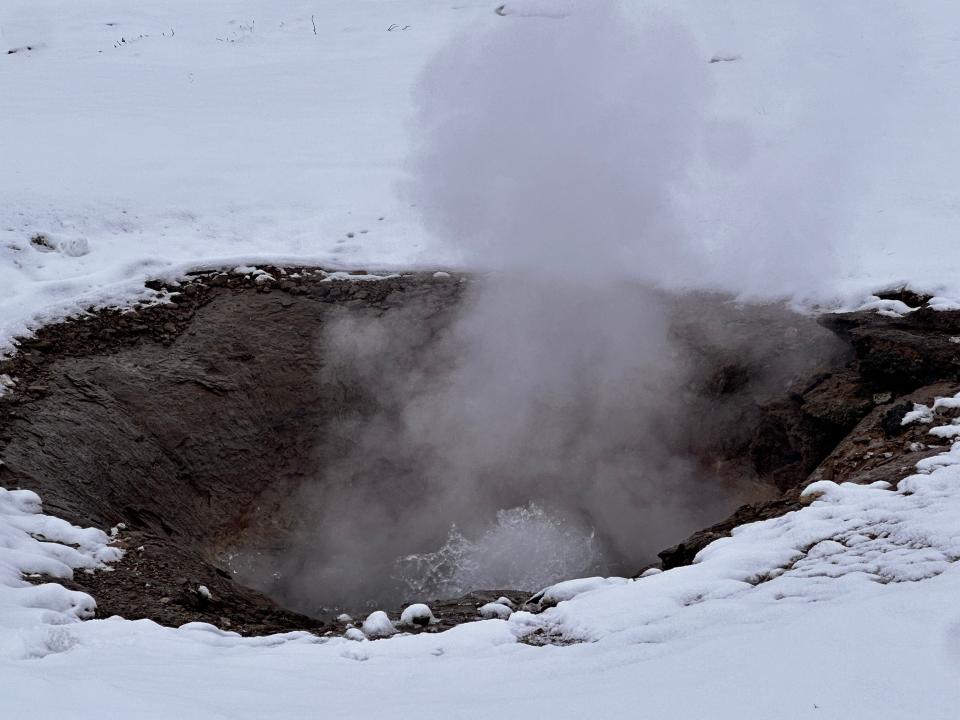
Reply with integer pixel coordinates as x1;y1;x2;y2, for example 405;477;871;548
529;577;631;609
399;603;436;627
855;297;918;317
933;391;960;411
361;611;397;639
0;487;122;633
344;627;366;642
902;403;934;426
478;602;512;620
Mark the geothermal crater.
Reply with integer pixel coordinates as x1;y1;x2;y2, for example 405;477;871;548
3;268;951;634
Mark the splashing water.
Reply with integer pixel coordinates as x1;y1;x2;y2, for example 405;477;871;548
395;503;600;599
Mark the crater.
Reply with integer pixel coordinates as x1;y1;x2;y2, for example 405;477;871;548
0;267;864;633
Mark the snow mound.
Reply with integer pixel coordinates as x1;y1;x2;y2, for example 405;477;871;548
933;391;960;411
361;610;397;639
0;487;122;655
855;297;918;317
399;603;437;627
902;403;934;426
529;576;631;609
478;602;513;620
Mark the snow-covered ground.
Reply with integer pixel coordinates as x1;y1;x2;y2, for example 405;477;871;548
3;1;960;716
2;0;960;352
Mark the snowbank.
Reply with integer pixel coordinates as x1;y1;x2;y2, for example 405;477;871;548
0;487;121;657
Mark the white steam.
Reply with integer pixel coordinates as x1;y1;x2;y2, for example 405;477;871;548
409;0;912;298
407;2;711;282
237;1;902;611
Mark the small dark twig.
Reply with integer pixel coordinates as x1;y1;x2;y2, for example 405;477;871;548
709;54;741;64
312;14;317;35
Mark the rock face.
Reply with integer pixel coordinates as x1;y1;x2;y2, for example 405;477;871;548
822;308;960;391
659;308;960;570
0;268;465;633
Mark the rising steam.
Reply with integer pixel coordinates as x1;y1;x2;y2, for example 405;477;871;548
234;0;897;612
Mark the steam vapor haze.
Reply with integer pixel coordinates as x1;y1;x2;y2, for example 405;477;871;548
237;0;906;611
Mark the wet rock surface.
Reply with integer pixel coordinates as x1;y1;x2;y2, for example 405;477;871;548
4;267;956;634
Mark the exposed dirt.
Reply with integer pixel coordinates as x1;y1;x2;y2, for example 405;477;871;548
5;268;953;635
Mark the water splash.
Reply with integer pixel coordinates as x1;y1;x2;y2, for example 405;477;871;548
395;503;600;599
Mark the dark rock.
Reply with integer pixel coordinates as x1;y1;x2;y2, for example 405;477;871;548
658;310;960;574
881;401;915;437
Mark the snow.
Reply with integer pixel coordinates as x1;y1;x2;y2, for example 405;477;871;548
478;602;513;620
0;487;121;657
2;0;960;355
855;298;918;317
933;392;960;411
530;576;631;608
2;0;960;716
0;0;484;355
931;297;960;312
902;403;934;426
929;425;960;440
344;627;366;643
360;610;396;639
399;603;436;627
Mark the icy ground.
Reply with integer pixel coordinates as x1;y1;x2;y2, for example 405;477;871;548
2;0;960;352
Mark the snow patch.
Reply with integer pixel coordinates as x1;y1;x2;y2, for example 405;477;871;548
530;576;631;609
478;602;513;620
0;487;122;644
855;297;918;317
902;403;934;426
